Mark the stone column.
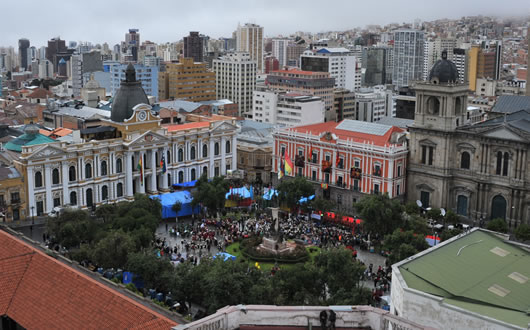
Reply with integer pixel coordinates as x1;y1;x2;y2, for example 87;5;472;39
209;139;215;177
44;165;53;213
161;147;169;190
125;151;134;197
150;149;157;192
331;149;336;184
27;166;35;214
139;151;146;194
62;162;69;205
232;134;237;171
79;157;84;180
221;136;226;175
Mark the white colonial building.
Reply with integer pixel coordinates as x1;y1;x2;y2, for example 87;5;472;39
16;103;237;216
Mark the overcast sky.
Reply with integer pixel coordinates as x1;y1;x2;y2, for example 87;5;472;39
1;0;529;48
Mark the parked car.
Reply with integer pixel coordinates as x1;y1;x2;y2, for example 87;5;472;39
48;207;63;218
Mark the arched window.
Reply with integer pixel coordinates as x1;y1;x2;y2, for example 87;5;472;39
202;144;208;158
52;168;60;184
69;166;76;181
70;191;77;205
496;151;502;175
214;142;220;156
86;188;93;207
427;97;440;115
155;152;159;167
178;171;184;183
101;185;108;200
85;163;92;179
178;148;183;162
190;146;196;160
117;183;123;197
101;160;107;176
35;171;43;188
460;152;470;169
503;152;509;176
116;158;123;173
167;150;171;164
226;140;231;154
191;168;196;181
203;166;208;176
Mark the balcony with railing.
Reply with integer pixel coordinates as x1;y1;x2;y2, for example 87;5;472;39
373;166;382;177
350;167;362;179
321;160;332;173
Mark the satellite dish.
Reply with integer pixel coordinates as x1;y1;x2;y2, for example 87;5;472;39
440;208;446;216
426;207;432;211
416;200;422;207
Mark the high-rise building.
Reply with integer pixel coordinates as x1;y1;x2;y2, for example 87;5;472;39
18;39;30;71
46;37;68;72
252;86;325;126
467;43;502;92
213;52;256;118
451;48;468;84
236;23;264;72
159;58;215;102
362;47;388;86
423;38;457;80
286;42;306;67
266;68;335;120
72;51;103;97
264;56;279;74
111;63;158;100
527;28;530;96
183;32;203;63
125;29;140;62
392;29;424;88
272;39;289;68
354;86;393;122
301;47;358;91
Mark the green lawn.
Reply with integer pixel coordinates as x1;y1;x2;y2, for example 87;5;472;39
225;242;321;272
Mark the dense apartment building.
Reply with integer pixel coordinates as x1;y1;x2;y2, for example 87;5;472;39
252;87;325;126
301;47;358;91
333;88;356;121
213;52;257;118
158;58;216;102
110;63;158;100
236;23;264;72
354;86;393;122
266;68;335;120
183;31;204;63
272;120;408;210
392;29;425;88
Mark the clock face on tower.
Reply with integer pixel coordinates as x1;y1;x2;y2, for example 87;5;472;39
138;111;147;121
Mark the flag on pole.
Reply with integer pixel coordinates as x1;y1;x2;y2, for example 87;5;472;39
336;152;341;168
278;156;285;179
285;152;293;176
160;156;166;173
137;156;143;185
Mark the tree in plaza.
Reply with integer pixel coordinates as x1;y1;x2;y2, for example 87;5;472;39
444;209;460;226
126;251;175;294
355;194;404;236
91;230;135;269
311;197;336;215
170;261;207;312
383;229;429;265
269;263;323;306
191;174;229;216
172;201;182;215
47;209;99;248
426;208;442;222
402;213;429;236
486;218;508;233
404;201;421;215
276;176;314;211
314;248;368;304
440;228;462;242
515;224;530;242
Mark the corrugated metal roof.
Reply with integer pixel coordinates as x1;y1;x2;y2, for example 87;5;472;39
492;95;530;113
400;229;530;328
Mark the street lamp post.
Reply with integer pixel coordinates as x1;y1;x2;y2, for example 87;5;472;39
31;206;35;225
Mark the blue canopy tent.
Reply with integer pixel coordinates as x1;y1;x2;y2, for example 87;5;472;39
150;191;200;219
213;252;236;261
225;187;252;199
172;180;197;188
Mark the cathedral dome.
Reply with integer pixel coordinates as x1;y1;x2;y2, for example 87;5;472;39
428;50;459;84
110;63;149;122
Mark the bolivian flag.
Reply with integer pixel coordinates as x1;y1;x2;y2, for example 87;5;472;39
137;157;143;185
285;152;293;176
